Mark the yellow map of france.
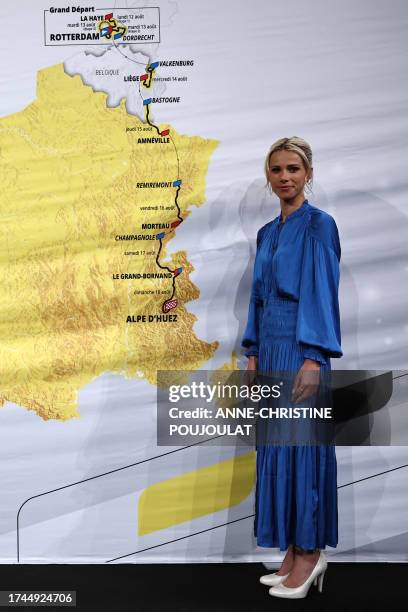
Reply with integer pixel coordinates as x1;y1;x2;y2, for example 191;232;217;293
0;63;219;420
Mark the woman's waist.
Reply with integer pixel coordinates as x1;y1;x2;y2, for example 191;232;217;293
262;294;299;308
261;294;299;338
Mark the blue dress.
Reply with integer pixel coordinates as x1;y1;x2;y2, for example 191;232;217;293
242;199;342;551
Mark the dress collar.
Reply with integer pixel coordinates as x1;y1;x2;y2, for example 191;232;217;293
277;198;309;224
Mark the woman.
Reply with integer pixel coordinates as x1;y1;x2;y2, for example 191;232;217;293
242;136;342;599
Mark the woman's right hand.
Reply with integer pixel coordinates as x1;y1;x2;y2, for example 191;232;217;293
243;356;258;388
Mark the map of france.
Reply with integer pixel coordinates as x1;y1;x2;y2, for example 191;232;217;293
0;63;219;420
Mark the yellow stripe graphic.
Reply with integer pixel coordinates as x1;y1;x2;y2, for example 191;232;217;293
138;452;255;535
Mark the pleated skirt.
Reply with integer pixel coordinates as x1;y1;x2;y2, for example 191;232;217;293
254;296;338;551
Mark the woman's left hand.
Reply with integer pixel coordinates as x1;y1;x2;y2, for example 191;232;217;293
291;359;321;404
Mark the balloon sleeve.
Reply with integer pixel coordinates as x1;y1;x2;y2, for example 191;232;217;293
241;227;264;358
296;216;343;363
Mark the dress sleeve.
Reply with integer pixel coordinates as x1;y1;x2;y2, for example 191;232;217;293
241;227;264;358
296;214;343;364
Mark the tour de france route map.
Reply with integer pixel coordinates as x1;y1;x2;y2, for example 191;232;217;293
0;6;225;421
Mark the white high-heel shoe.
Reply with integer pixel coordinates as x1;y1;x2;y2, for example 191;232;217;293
259;571;290;587
268;551;327;599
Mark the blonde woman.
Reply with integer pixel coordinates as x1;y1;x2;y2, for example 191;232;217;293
242;137;342;599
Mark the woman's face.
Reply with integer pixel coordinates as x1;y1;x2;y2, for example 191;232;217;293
268;150;310;201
